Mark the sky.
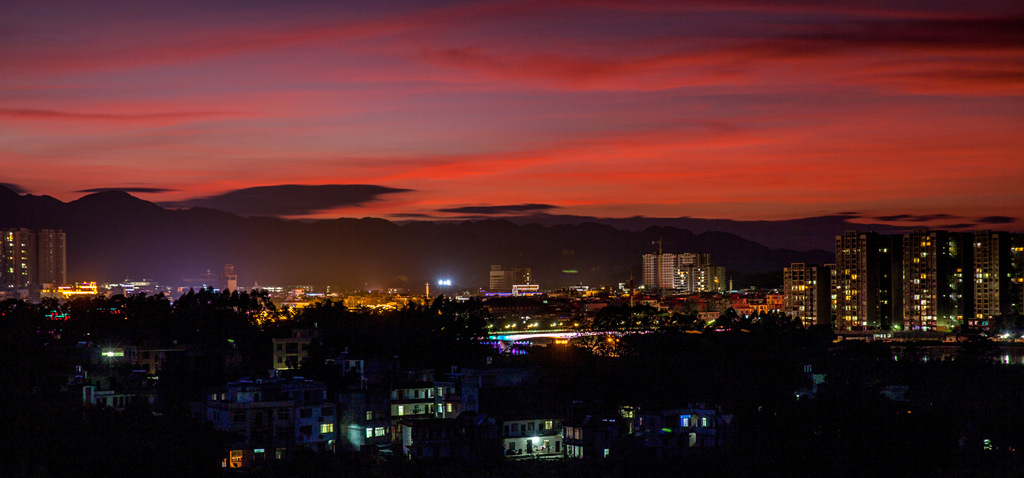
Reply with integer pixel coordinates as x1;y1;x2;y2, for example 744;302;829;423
2;0;1023;230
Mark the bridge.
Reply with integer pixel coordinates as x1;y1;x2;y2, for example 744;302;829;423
486;329;620;341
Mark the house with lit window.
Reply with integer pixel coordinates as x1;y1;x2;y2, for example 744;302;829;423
390;380;437;419
433;380;463;418
337;387;393;452
627;403;731;458
272;328;318;370
563;401;731;459
563;415;620;459
199;378;336;469
501;417;563;458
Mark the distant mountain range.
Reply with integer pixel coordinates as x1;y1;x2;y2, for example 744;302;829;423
0;186;850;290
469;213;908;251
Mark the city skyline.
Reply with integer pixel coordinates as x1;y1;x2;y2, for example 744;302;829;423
3;1;1022;230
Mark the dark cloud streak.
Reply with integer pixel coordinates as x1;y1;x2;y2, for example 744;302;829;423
976;215;1015;224
78;187;176;194
0;108;240;121
437;204;557;215
161;184;411;217
875;213;960;222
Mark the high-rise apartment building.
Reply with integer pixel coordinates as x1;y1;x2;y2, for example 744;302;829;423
642;253;724;292
2;228;36;289
783;263;832;327
642;253;676;290
901;230;970;331
512;267;532;285
833;231;901;330
1010;234;1024;315
35;229;66;286
1;228;66;291
971;231;1011;324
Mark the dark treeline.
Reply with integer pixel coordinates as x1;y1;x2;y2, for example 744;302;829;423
2;296;1024;477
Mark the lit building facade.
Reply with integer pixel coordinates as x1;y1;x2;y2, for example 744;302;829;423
642;253;724;292
1010;234;1024;315
971;231;1011;324
272;336;312;371
489;265;515;292
502;417;562;458
783;263;832;327
202;378;337;468
1;228;66;293
833;231;902;330
900;230;970;331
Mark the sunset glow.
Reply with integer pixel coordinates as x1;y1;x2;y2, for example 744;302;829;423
3;0;1022;228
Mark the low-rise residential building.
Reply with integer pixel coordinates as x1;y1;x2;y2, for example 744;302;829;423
126;344;186;375
399;413;502;462
272;329;318;370
502;417;562;458
200;378;336;469
337;387;392;452
564;416;619;459
391;381;437;419
628;404;730;457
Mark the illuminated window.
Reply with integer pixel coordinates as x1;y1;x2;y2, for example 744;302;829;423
366;427;373;438
321;423;333;434
366;411;373;420
680;415;691;427
229;450;244;468
375;427;386;437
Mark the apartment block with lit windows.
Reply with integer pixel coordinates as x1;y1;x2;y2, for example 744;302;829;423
1;228;66;295
783;263;832;327
1010;234;1024;315
901;230;972;331
833;231;902;330
970;231;1012;329
642;253;724;293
